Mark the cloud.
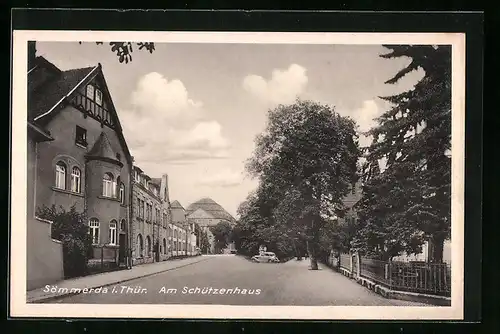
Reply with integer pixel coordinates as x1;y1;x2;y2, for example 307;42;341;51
339;100;382;148
195;169;244;188
243;64;308;105
131;72;203;121
120;72;230;166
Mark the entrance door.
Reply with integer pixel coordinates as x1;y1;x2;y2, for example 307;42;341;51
119;233;126;265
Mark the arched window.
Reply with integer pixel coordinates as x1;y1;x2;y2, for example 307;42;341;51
70;166;81;193
119;183;125;204
109;220;117;245
163;238;167;254
146;236;152;257
120;219;126;231
137;234;143;258
89;218;100;244
55;161;66;189
102;173;114;197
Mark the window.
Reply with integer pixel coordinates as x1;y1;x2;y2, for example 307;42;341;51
89;219;100;244
120;219;126;231
102;173;114;197
147;204;152;222
119;183;125;204
95;88;103;106
75;126;87;147
70;167;81;193
55;161;66;189
137;234;144;258
163;239;167;254
86;84;95;100
109;220;117;245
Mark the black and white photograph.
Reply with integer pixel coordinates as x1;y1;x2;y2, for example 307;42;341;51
10;30;466;320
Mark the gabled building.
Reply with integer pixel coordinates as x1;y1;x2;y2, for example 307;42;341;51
27;43;133;286
186;198;236;254
131;168;172;264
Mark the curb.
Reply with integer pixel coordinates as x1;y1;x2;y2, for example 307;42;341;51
28;257;212;303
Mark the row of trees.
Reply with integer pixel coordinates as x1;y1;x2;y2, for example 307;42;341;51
234;45;452;267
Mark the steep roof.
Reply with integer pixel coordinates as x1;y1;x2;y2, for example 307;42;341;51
170;200;184;209
186;198;236;223
27;55;133;168
28;57;96;121
86;132;122;166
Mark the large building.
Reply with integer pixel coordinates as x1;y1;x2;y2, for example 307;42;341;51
186;198;237;254
27;44;134;287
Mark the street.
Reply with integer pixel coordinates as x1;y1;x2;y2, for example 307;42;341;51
52;255;428;306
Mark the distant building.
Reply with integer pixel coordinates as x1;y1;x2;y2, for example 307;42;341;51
186;198;237;254
170;200;196;256
27;46;133;288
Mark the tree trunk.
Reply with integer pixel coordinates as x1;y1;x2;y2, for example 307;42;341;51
428;235;445;263
309;250;319;270
307;240;319;270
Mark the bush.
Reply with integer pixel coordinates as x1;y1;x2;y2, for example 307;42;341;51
36;205;92;278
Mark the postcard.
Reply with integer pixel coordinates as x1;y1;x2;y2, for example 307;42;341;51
10;30;465;319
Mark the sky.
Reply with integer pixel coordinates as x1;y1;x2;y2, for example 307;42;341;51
36;41;423;218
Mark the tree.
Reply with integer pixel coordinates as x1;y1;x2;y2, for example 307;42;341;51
358;45;452;262
78;42;156;63
209;221;233;253
36;204;93;278
233;186;296;261
247;99;361;269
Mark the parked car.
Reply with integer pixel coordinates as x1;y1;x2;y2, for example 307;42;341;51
251;252;280;263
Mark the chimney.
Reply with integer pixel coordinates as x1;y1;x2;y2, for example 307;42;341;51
160;173;170;204
28;41;37;71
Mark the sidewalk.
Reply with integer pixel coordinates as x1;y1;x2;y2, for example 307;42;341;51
27;255;211;303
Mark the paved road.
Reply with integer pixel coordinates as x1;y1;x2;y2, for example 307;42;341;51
53;255;428;306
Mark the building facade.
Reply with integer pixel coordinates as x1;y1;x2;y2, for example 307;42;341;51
170;200;197;257
186;198;237;254
27;46;134;284
131;168;172;265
